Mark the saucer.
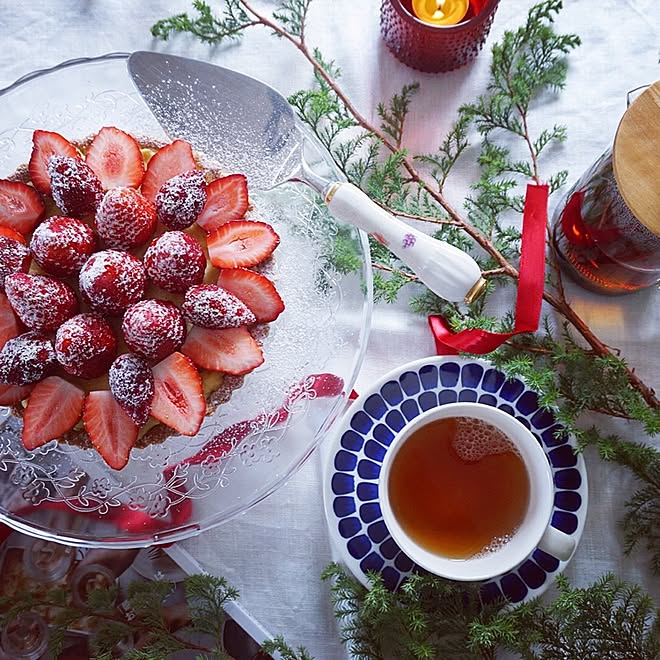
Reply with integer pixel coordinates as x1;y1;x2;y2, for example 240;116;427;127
322;356;587;604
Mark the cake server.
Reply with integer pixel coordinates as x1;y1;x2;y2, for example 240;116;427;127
127;51;485;303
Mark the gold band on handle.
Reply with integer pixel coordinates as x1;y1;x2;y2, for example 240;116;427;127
324;182;342;204
464;277;488;305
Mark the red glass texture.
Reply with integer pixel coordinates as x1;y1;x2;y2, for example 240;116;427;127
380;0;501;73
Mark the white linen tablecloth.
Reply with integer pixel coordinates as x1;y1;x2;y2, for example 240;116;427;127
1;1;658;656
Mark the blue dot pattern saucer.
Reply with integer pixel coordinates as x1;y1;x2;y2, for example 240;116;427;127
323;356;587;604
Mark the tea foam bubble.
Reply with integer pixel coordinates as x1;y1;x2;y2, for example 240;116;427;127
451;417;519;463
474;531;518;558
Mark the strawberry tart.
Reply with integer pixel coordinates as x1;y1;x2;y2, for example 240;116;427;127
0;126;285;470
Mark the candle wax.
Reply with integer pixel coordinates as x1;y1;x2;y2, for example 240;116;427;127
412;0;470;25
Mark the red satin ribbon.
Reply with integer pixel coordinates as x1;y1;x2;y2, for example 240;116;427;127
0;372;344;541
429;183;548;355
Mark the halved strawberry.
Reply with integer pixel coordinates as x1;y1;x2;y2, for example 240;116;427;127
83;390;138;470
0;383;33;406
196;174;249;233
21;376;85;451
207;220;280;269
151;352;205;436
85;126;145;189
216;268;284;323
181;325;264;376
0;180;45;234
140;139;197;200
28;130;78;195
0;226;26;245
0;292;22;351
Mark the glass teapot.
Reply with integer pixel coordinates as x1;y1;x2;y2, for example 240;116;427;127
551;82;660;294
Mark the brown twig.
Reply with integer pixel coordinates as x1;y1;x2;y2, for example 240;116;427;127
372;262;419;282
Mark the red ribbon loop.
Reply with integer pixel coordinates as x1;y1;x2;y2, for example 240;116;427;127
429;183;548;355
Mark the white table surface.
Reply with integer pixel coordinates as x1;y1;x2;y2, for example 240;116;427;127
1;1;659;656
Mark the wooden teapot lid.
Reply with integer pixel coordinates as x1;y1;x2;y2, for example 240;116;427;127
613;80;660;237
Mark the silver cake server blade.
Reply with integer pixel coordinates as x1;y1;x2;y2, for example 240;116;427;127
128;51;485;303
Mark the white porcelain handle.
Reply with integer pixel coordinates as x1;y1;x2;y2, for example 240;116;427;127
538;524;575;562
326;182;484;303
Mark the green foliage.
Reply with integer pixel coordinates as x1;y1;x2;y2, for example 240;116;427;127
0;572;249;660
185;573;239;641
470;574;660;659
321;563;497;659
288;49;359;159
378;83;419;148
488;321;660;435
416;112;471;191
464;0;581;137
487;324;660;571
331;225;366;275
272;0;312;38
262;635;316;659
151;0;252;44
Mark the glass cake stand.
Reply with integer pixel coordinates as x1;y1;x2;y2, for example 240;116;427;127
0;53;373;548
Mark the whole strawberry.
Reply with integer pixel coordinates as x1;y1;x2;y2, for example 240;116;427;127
55;313;117;379
5;273;79;332
79;250;145;316
96;187;157;250
48;155;104;217
143;231;206;293
108;352;155;427
0;332;57;386
30;216;96;276
154;170;207;230
122;299;186;363
182;284;255;329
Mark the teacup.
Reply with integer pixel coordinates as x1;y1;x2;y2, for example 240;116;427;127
379;402;575;581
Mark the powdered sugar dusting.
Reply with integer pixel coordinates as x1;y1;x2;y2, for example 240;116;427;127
108;353;155;426
182;284;255;329
5;273;78;332
154;169;207;230
79;249;146;315
96;187;156;249
47;155;103;215
122;299;186;361
30;216;96;275
0;236;30;289
54;313;117;379
0;332;57;386
143;230;205;292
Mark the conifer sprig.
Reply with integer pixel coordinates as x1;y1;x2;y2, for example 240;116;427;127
151;0;255;43
469;574;660;659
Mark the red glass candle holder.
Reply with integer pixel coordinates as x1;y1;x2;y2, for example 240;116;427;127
380;0;501;73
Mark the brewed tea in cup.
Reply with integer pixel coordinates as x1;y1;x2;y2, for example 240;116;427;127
379;402;575;581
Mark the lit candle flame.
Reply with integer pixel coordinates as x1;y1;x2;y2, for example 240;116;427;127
412;0;469;25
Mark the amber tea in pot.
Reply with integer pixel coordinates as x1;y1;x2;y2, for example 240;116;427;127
551;81;660;294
